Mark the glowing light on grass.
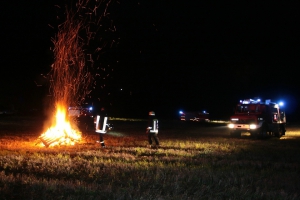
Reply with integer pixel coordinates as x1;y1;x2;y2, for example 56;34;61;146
38;0;116;147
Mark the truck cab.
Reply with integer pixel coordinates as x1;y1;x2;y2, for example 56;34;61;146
228;99;286;138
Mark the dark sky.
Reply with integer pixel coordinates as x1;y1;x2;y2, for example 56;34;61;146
0;1;299;120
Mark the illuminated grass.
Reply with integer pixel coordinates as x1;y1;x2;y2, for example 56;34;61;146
1;118;300;199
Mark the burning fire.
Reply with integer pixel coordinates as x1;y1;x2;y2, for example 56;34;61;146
37;0;115;147
39;103;82;147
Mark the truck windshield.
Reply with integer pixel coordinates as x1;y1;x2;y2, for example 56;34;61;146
236;104;260;113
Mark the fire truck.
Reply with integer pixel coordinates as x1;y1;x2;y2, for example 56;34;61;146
68;106;94;118
68;106;113;132
68;106;94;131
179;110;210;122
228;98;286;138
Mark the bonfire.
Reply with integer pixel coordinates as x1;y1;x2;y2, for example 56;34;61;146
37;0;114;147
39;103;82;147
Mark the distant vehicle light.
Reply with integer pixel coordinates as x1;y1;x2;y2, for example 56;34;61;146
179;111;184;114
231;118;239;121
89;107;93;111
228;124;234;128
249;124;257;129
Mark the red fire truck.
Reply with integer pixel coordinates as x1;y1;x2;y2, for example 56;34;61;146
228;98;286;138
68;106;94;131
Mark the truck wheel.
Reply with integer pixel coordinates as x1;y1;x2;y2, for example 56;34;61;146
257;124;268;139
275;125;285;138
274;131;281;138
280;124;286;136
250;131;257;138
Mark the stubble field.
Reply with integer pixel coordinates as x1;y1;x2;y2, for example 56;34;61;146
0;115;300;200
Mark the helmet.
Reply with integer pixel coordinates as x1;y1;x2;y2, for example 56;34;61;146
149;111;155;116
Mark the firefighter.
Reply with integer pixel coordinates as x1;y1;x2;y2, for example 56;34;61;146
146;111;160;147
95;107;108;148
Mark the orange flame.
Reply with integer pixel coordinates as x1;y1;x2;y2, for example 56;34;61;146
39;103;82;147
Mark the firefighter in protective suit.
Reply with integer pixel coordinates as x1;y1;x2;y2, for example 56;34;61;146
95;107;108;148
146;111;160;147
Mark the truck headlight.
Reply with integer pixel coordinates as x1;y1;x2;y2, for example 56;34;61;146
249;124;257;129
228;124;234;128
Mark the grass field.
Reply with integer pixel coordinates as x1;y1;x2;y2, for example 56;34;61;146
0;115;300;199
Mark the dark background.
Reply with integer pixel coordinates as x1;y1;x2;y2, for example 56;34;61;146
0;1;299;120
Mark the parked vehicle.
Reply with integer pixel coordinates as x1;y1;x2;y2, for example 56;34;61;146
228;98;286;138
179;110;210;122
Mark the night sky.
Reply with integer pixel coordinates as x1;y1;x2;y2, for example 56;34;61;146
0;1;299;120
